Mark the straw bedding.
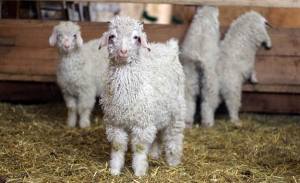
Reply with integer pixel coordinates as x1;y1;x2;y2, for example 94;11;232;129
0;102;299;182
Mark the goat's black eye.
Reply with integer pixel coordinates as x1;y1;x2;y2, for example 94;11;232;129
109;35;115;40
133;36;138;39
73;34;76;38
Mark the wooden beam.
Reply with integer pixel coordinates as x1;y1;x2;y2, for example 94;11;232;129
0;20;300;86
218;6;300;28
0;0;2;19
0;81;62;102
20;0;300;8
1;81;299;115
241;92;300;114
0;74;56;82
1;20;300;56
35;1;42;20
1;49;299;85
255;56;300;85
243;84;300;94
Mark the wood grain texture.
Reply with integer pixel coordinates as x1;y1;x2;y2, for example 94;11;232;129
0;81;62;102
1;20;300;56
255;56;300;85
1;81;299;114
29;0;300;8
243;84;300;94
241;92;300;114
219;6;300;28
0;20;300;86
1;48;299;85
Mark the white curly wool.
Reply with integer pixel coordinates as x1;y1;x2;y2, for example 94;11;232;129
180;5;220;127
217;11;272;123
49;21;109;128
99;16;186;177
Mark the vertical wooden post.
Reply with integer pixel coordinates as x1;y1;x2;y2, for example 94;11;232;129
35;1;41;19
0;0;2;19
62;1;67;20
16;0;20;19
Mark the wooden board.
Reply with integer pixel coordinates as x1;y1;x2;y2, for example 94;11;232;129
255;56;300;85
241;92;300;114
0;48;299;86
219;6;300;28
1;81;299;115
1;20;300;56
1;20;300;86
23;0;300;8
0;81;62;102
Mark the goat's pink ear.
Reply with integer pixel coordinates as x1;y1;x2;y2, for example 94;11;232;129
138;36;151;52
265;21;274;28
76;33;83;47
49;32;57;46
99;33;109;50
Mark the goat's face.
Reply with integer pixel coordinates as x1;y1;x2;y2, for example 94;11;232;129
58;33;82;52
49;22;83;53
99;16;150;64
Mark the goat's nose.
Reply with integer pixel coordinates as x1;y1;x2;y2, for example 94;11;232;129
120;49;127;54
65;45;70;49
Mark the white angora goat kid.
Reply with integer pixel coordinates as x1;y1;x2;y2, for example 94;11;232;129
99;16;186;177
180;5;220;127
49;21;109;128
217;11;272;123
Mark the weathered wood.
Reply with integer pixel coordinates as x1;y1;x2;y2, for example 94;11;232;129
243;84;300;94
255;56;300;85
0;81;62;102
0;0;2;19
19;0;300;8
0;74;56;82
0;20;300;87
0;49;299;85
1;20;300;56
1;81;299;114
241;92;300;114
1;51;299;86
0;47;57;75
219;6;300;28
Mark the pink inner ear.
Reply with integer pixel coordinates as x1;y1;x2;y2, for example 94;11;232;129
139;36;151;52
99;34;109;50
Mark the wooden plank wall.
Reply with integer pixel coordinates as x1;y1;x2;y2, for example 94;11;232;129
33;0;300;8
0;5;300;114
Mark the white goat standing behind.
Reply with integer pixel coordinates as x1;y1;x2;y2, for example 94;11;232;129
49;21;109;128
180;5;220;127
99;16;186;176
217;11;272;123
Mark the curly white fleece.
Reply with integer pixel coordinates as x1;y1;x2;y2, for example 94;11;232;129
180;5;221;127
217;11;272;123
50;21;109;128
100;16;186;177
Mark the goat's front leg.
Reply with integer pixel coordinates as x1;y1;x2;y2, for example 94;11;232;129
106;124;128;176
131;126;157;177
63;94;77;127
78;89;96;128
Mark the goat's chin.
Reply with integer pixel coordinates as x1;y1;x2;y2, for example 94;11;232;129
118;55;128;60
61;48;72;53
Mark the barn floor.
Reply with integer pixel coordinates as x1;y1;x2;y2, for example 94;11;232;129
0;102;299;183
